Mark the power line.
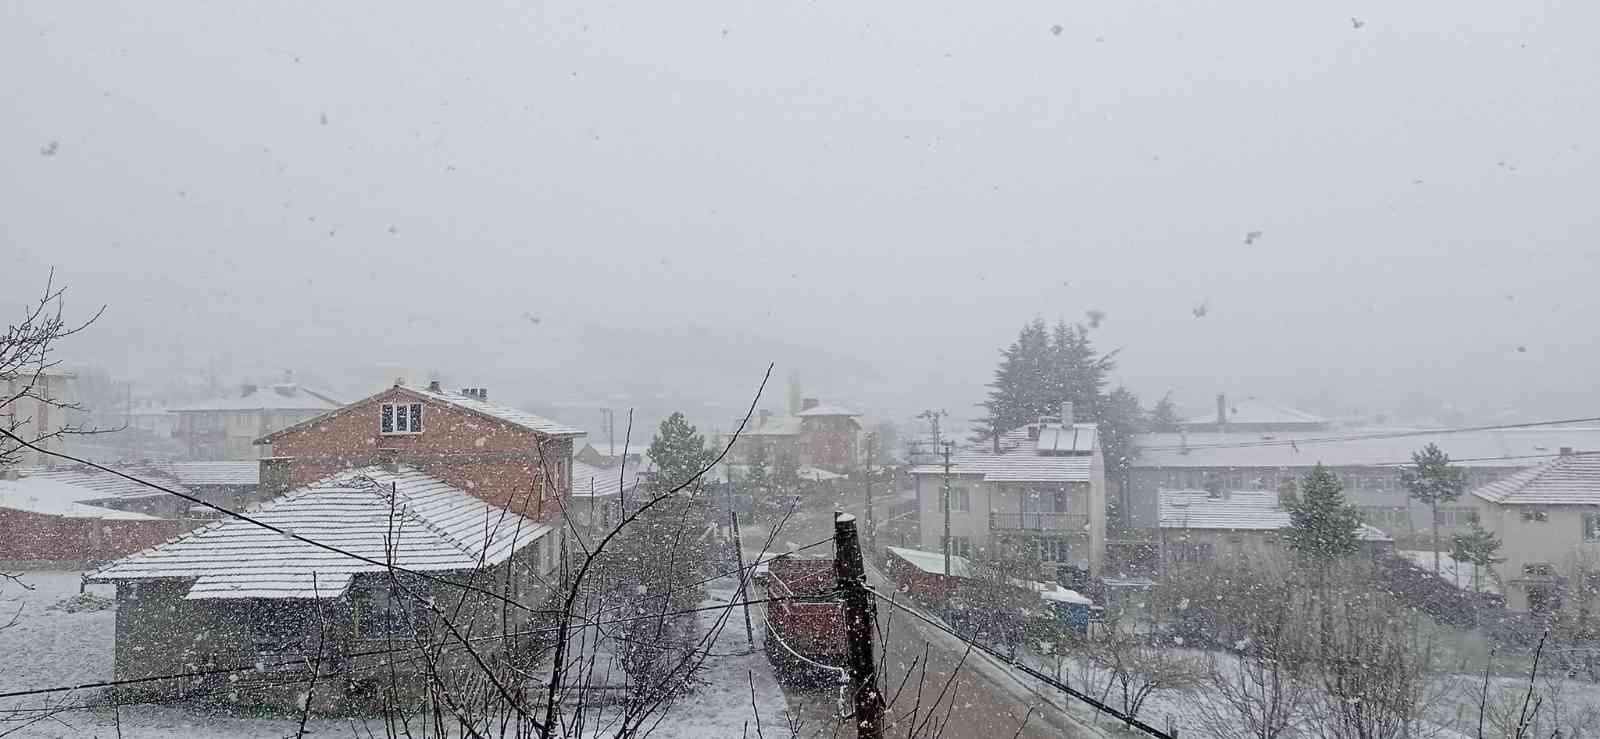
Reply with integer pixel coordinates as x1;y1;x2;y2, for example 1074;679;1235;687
1138;415;1600;453
862;586;1175;739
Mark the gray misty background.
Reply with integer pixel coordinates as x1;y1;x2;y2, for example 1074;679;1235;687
3;0;1597;434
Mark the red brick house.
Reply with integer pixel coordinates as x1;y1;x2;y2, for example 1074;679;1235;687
255;381;585;521
727;398;862;473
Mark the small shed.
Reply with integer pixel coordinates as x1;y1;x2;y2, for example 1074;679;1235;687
885;546;974;600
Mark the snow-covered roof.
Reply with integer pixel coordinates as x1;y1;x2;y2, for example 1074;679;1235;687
1135;428;1600;469
12;464;179;501
257;384;586;444
88;467;552;599
570;459;645;499
0;477;159;520
1181;397;1328;428
405;386;586;438
886;546;975;578
798;465;845;482
1159;489;1391;541
908;424;1097;483
796;404;860;418
164;461;259;487
1470;452;1600;506
1030;582;1092;605
169;383;341;413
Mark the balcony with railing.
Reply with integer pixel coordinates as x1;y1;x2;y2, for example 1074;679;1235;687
988;511;1089;532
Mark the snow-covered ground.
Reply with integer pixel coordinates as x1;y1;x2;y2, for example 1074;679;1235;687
1396;549;1500;594
0;572;796;738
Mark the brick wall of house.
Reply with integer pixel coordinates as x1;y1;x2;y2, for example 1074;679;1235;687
261;387;572;520
0;508;189;567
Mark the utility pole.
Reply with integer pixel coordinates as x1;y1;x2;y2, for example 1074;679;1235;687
864;432;877;560
941;441;953;577
730;509;755;648
834;513;885;739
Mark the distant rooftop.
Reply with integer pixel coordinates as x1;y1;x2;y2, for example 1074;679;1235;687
1181;396;1329;430
909;420;1098;483
170;382;342;413
796;403;860;418
257;383;585;444
1159;489;1391;541
1471;452;1600;506
1136;427;1600;469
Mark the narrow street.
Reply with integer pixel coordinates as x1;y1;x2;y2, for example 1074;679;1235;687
739;507;1105;739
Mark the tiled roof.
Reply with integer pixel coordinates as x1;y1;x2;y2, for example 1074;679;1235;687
170;384;341;413
1159;489;1391;541
1135;428;1600;469
1181;397;1328;427
908;424;1096;483
406;387;585;437
164;461;259;487
14;464;180;501
796;404;861;418
1470;453;1600;506
0;477;160;520
571;459;646;499
89;467;552;599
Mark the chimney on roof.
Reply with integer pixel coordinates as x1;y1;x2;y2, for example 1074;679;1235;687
1061;401;1074;426
801;397;820;411
1217;394;1228;430
993;423;1002;454
1560;447;1573;456
428;380;442;393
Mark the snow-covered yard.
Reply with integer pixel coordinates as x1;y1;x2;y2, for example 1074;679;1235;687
0;572;796;738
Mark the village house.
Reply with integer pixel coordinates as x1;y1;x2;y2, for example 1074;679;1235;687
909;404;1106;582
87;467;559;711
1157;489;1392;575
170;376;341;460
1468;451;1600;615
255;381;583;518
0;461;262;568
727;398;862;473
1125;420;1600;566
2;365;73;467
87;382;585;712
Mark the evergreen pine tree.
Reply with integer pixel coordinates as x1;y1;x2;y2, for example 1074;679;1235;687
1284;464;1361;563
647;412;714;493
1400;443;1467;575
1146;393;1182;433
1450;518;1504;593
977;319;1055;434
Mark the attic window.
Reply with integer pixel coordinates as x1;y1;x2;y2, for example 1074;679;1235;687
381;403;424;434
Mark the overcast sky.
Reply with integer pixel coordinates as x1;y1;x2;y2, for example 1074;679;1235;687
3;0;1597;428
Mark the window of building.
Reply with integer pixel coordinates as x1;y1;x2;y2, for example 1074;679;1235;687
948;536;972;558
948;486;971;512
1038;537;1071;562
355;584;427;637
1521;508;1549;523
381;402;424;434
1585;513;1600;542
1522;562;1556;578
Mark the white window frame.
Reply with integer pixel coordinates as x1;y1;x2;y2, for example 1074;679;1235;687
381;402;425;435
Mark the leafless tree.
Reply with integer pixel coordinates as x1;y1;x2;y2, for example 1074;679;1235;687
1;270;107;469
1307;589;1441;739
1080;624;1201;731
1192;579;1316;739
